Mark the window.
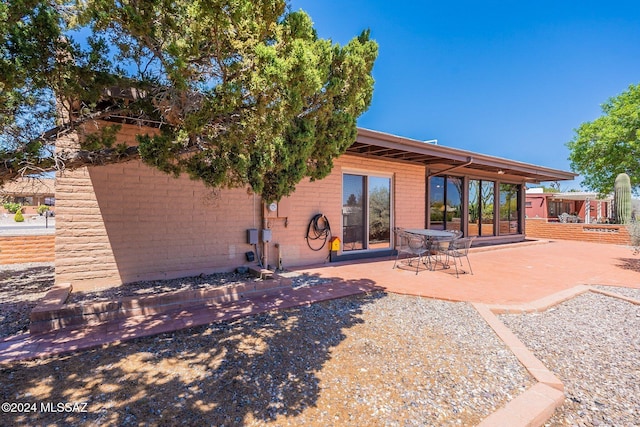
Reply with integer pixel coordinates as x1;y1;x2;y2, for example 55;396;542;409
468;180;495;237
499;183;521;235
342;174;391;251
548;201;571;217
430;175;463;231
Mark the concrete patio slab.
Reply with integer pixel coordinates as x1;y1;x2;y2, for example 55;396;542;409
292;239;640;304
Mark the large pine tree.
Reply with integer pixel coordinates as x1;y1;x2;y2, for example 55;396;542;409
0;0;378;201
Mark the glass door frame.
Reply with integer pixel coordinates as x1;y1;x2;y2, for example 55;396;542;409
341;170;394;252
427;174;525;239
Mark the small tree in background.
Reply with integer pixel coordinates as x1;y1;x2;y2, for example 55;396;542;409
14;209;24;222
567;83;640;196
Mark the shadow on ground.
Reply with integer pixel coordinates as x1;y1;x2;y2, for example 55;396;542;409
1;280;384;426
0;266;54;338
615;257;640;273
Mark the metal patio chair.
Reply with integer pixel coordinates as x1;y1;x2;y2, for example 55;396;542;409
393;229;429;274
426;230;461;271
442;236;475;278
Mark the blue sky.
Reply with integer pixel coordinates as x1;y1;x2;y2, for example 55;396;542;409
289;0;640;189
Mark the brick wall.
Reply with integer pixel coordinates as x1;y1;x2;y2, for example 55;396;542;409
0;235;55;264
525;218;631;245
55;123;426;290
264;156;425;269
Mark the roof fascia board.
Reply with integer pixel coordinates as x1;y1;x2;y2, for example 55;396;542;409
356;127;577;181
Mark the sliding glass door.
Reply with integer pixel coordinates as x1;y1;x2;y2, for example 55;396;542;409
342;173;391;251
429;175;463;231
499;183;521;235
468;180;495;237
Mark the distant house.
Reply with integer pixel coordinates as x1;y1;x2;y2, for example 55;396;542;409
54;118;576;291
1;178;55;213
525;188;611;223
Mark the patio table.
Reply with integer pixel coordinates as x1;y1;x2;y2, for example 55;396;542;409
404;229;459;270
404;229;456;239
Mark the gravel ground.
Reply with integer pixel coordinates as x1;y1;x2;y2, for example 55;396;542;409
500;292;640;426
0;262;54;338
593;284;640;300
0;263;533;426
67;272;256;304
67;271;332;305
3;263;640;425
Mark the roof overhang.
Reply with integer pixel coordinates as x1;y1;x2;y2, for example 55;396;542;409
546;192;611;201
350;128;577;183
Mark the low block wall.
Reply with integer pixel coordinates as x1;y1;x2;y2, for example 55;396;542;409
525;219;631;245
0;235;55;264
30;272;293;334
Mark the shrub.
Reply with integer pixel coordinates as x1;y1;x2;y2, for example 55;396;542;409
37;205;50;215
3;202;22;214
14;210;25;222
627;220;640;254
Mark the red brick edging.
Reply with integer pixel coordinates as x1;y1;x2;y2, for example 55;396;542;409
30;274;293;335
475;286;640;427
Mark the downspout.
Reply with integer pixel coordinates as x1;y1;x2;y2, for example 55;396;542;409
262;198;269;269
427;157;474;177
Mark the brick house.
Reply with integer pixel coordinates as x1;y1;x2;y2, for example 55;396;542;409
525;188;611;224
55;122;575;290
1;178;55;215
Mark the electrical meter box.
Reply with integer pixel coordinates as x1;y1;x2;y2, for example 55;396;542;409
247;228;258;245
262;229;272;242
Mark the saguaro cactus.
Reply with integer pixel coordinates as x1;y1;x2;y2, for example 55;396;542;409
614;172;632;224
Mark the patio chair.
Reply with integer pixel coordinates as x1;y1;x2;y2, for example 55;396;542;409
445;230;463;239
393;230;429;274
443;236;475;278
426;230;461;269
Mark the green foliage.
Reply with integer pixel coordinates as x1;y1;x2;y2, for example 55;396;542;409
627;220;640;254
0;1;378;202
37;204;49;215
0;0;114;180
567;83;640;195
3;202;22;213
80;125;122;151
368;186;390;241
14;209;24;222
614;172;632;224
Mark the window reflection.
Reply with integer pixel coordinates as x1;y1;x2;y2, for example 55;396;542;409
468;180;495;236
343;174;364;250
430;176;462;231
342;174;391;251
368;177;391;249
429;176;445;230
481;181;495;236
499;183;520;235
446;177;463;232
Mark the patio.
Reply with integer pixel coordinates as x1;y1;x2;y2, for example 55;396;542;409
294;239;640;305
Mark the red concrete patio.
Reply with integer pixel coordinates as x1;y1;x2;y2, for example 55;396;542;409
293;239;640;305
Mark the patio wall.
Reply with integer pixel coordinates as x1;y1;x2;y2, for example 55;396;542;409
0;235;55;264
55;123;426;290
525;218;631;245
